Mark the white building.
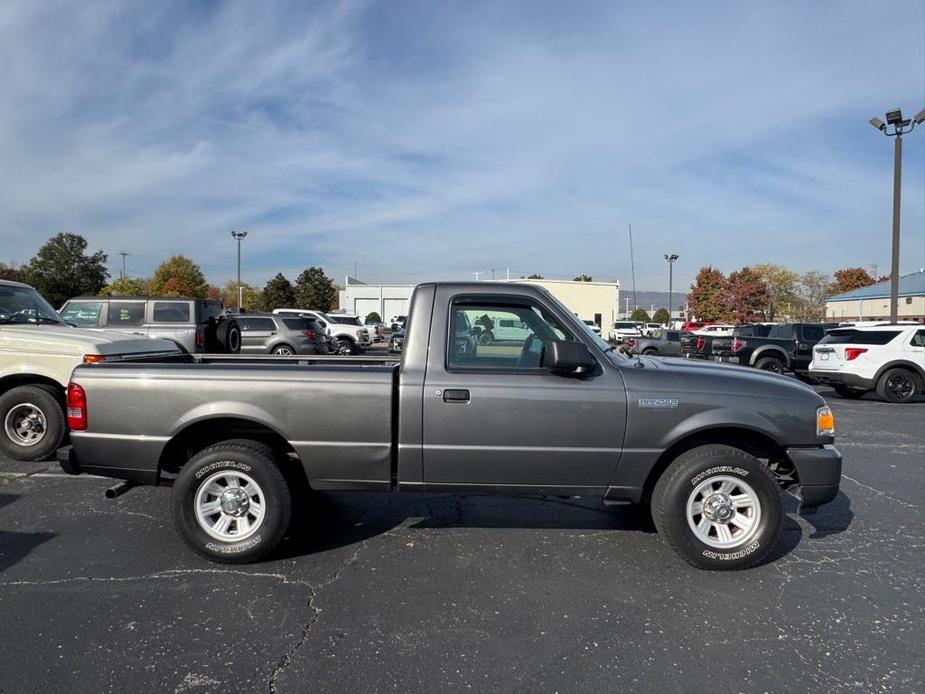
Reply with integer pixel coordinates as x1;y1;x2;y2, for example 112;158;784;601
502;278;620;329
825;270;925;322
338;278;414;320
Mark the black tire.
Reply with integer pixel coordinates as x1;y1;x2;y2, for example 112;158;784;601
336;338;357;355
216;318;242;354
0;385;66;461
478;331;494;346
272;344;295;356
754;356;785;374
833;384;866;399
171;439;292;563
651;444;783;570
642;348;658;356
875;368;918;403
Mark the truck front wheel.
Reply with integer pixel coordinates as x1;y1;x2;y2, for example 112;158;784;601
651;445;782;570
171;440;292;563
0;385;65;461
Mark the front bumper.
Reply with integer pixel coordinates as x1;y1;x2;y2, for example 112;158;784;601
786;445;842;509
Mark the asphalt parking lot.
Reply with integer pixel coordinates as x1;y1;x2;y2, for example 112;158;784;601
0;386;922;693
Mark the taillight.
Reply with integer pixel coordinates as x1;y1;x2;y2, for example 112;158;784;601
695;336;705;351
626;339;636;348
82;354;107;364
844;347;868;361
67;382;87;430
303;330;317;339
732;338;745;353
195;329;205;349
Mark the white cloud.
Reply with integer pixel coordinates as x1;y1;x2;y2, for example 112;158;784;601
0;0;922;290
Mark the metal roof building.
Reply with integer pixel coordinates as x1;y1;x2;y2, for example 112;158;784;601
825;270;925;322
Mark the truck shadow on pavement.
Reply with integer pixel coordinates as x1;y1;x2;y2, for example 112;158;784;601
278;489;853;566
0;492;56;574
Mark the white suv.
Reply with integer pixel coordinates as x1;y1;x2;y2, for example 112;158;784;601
809;325;925;403
273;309;371;355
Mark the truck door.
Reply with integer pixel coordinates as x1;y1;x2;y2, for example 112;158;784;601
422;291;627;492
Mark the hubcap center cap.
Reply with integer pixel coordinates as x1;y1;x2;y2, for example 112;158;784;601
220;488;249;517
703;493;734;523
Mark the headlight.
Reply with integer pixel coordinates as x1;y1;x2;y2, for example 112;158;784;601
817;406;835;437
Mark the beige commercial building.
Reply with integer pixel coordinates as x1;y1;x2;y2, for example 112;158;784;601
825;270;925;323
504;278;620;329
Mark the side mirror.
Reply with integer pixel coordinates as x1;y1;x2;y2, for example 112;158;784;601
542;340;596;375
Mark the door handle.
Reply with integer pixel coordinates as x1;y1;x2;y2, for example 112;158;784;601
443;389;470;403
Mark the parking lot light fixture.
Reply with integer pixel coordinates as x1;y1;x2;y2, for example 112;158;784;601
664;254;679;322
230;230;248;310
868;105;924;324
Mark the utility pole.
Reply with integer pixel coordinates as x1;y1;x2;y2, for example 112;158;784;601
664;254;679;321
230;230;248;310
471;272;482;282
118;252;129;279
628;224;638;310
506;268;510;280
491;268;496;280
868;106;925;324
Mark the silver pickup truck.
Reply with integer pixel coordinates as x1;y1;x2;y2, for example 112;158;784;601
59;282;842;570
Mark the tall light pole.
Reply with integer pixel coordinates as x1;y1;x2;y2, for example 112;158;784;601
230;230;248;310
664;254;679;322
869;106;925;324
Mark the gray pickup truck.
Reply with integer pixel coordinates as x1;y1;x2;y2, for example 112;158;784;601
58;282;842;570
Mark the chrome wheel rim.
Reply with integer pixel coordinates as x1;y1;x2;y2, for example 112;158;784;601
686;475;761;549
337;343;351;355
194;470;266;542
4;403;47;447
274;346;293;355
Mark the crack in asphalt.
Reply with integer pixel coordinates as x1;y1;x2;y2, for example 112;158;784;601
841;474;920;510
0;567;315;588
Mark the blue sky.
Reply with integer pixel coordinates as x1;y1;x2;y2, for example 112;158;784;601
1;0;923;291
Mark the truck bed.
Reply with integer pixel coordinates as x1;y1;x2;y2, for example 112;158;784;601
69;357;401;487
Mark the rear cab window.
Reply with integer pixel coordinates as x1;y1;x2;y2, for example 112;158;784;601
107;301;145;327
152;302;191;323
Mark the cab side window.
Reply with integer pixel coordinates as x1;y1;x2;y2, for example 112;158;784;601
447;299;574;370
912;330;925;348
107;301;145;327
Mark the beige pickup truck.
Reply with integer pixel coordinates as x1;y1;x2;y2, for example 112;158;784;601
0;279;182;461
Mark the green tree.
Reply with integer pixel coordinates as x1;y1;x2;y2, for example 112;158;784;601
798;271;831;321
0;263;24;282
630;307;650;322
652;307;670;323
261;273;295;311
573;274;593;282
725;266;768;323
148;255;208;298
526;273;544;279
221;280;261;311
753;263;800;321
831;267;876;295
23;233;108;306
294;266;337;311
687;266;730;322
100;277;146;296
365;311;382;323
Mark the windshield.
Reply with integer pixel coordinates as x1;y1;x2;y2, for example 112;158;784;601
0;285;64;325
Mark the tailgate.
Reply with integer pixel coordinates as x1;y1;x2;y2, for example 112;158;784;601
812;344;843;370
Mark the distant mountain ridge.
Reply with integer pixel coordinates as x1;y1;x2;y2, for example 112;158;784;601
618;290;688;312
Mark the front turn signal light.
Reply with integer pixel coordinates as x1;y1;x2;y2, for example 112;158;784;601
817;406;835;437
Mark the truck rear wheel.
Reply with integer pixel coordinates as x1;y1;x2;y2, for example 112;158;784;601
0;385;65;461
651;445;782;570
171;440;291;563
754;356;785;374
